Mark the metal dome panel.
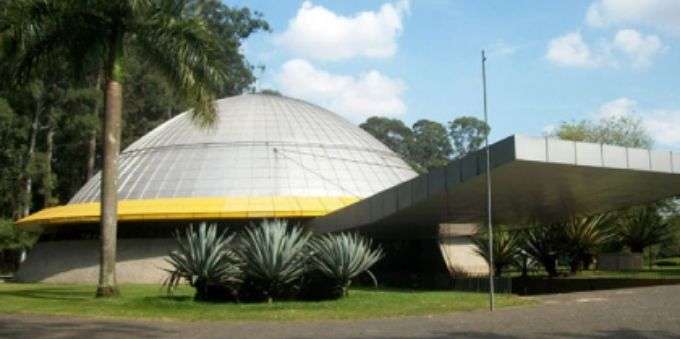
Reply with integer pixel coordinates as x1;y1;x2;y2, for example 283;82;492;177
71;94;417;203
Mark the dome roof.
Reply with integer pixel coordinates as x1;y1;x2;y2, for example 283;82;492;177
72;94;416;203
18;94;417;228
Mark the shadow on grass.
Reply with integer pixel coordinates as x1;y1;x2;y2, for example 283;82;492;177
0;287;93;301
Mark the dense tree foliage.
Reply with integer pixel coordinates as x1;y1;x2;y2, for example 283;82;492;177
0;0;268;294
551;116;653;148
0;1;268;219
410;119;452;170
448;117;491;159
359;117;415;167
360;115;489;172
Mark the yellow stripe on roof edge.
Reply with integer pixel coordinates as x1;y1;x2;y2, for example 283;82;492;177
16;196;360;229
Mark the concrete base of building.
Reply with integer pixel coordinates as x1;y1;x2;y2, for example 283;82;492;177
15;239;176;284
438;224;489;277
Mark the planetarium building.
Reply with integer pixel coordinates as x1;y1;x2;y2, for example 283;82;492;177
16;94;418;282
16;94;680;283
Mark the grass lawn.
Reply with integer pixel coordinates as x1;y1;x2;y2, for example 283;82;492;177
508;263;680;280
0;283;532;321
566;267;680;279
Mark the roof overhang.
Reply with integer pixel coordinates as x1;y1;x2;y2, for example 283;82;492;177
17;196;359;232
309;135;680;238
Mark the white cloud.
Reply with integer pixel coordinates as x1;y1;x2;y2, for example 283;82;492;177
277;59;406;121
546;29;663;69
596;97;638;119
644;110;680;146
612;29;664;68
594;98;680;147
546;32;599;67
586;0;680;35
276;1;409;61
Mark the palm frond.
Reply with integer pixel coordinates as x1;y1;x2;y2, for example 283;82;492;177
132;2;228;128
473;226;521;276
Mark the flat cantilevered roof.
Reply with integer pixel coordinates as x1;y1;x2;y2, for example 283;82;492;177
309;135;680;238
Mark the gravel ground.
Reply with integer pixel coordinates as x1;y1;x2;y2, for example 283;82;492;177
1;285;679;338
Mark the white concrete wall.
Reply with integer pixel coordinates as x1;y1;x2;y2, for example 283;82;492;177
15;239;176;284
438;224;489;277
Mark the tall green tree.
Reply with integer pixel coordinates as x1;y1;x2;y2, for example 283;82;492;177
448;116;490;159
410;119;452;171
360;117;415;167
187;0;269;96
0;98;29;219
2;0;230;297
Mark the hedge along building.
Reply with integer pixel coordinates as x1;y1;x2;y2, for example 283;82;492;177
16;94;680;283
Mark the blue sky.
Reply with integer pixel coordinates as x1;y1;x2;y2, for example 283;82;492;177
232;0;680;149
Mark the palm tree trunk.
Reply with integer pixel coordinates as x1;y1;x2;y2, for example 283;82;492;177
86;131;97;180
43;118;55;208
87;72;103;181
96;31;124;298
22;100;40;217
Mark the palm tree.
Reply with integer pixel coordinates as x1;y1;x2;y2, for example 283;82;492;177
617;206;672;253
520;223;562;277
473;226;521;277
2;0;227;296
561;214;616;273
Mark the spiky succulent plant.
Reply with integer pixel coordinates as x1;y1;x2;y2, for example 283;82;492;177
237;219;311;301
164;223;241;300
307;232;384;297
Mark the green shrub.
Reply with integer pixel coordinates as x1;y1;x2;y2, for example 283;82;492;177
655;258;680;267
617;206;672;253
562;214;616;273
0;219;38;251
520;224;562;277
237;220;310;302
473;226;521;277
304;233;383;300
164;223;241;301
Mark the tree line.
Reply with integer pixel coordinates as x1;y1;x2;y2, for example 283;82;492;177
359;116;490;173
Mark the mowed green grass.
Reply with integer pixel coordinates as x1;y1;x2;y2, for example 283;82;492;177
0;283;532;321
567;267;680;279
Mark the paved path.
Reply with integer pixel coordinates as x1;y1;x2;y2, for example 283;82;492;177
1;285;679;338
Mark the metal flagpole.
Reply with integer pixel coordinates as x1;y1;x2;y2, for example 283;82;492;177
481;50;495;311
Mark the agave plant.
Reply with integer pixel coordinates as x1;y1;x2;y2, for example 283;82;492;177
164;223;241;301
237;220;311;302
306;232;384;299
